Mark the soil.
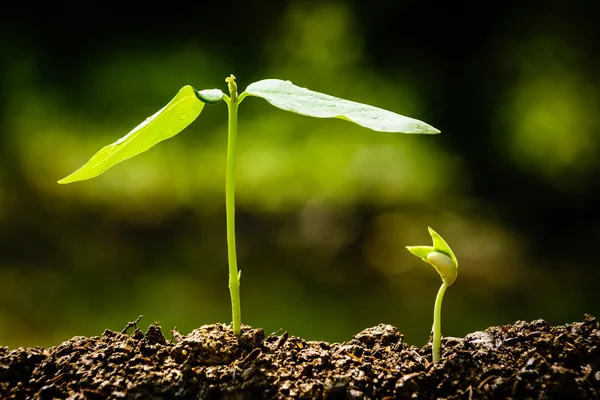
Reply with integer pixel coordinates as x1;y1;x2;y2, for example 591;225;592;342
1;315;599;399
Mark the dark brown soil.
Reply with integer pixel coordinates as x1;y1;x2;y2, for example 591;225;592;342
1;315;599;399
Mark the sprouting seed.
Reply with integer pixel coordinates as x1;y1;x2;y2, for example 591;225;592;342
406;227;458;362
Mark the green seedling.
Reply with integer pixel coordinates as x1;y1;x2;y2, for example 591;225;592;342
406;227;458;362
58;75;440;336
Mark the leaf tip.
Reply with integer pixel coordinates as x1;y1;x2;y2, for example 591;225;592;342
57;176;73;185
422;125;441;135
58;171;83;184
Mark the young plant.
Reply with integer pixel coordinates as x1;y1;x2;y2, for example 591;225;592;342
406;227;458;362
58;75;440;336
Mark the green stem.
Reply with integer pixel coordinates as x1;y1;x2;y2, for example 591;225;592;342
432;282;448;362
224;77;241;336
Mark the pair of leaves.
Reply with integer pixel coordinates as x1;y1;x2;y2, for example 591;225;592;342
406;227;458;286
59;79;440;184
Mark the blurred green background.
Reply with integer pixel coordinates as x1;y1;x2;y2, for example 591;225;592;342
1;0;599;349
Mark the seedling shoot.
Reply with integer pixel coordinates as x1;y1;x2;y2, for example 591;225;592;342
58;75;440;336
406;227;458;362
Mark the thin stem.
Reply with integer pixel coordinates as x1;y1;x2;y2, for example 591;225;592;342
432;282;448;363
224;77;241;336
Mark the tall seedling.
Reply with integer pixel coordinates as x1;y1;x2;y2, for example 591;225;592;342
59;75;440;335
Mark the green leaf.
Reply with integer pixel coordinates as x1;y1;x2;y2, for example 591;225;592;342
244;79;440;134
406;246;435;261
58;85;204;184
428;227;458;269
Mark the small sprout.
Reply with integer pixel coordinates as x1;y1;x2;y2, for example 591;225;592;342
58;75;439;336
406;227;458;362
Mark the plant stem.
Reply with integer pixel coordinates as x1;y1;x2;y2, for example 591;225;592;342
432;282;448;362
225;76;241;336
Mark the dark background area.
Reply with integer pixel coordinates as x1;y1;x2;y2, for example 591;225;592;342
1;0;599;348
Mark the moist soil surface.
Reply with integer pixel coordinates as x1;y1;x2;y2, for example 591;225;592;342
1;315;599;399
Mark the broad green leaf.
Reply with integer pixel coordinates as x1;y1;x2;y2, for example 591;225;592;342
428;227;458;269
59;85;205;184
406;246;435;261
244;79;440;134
